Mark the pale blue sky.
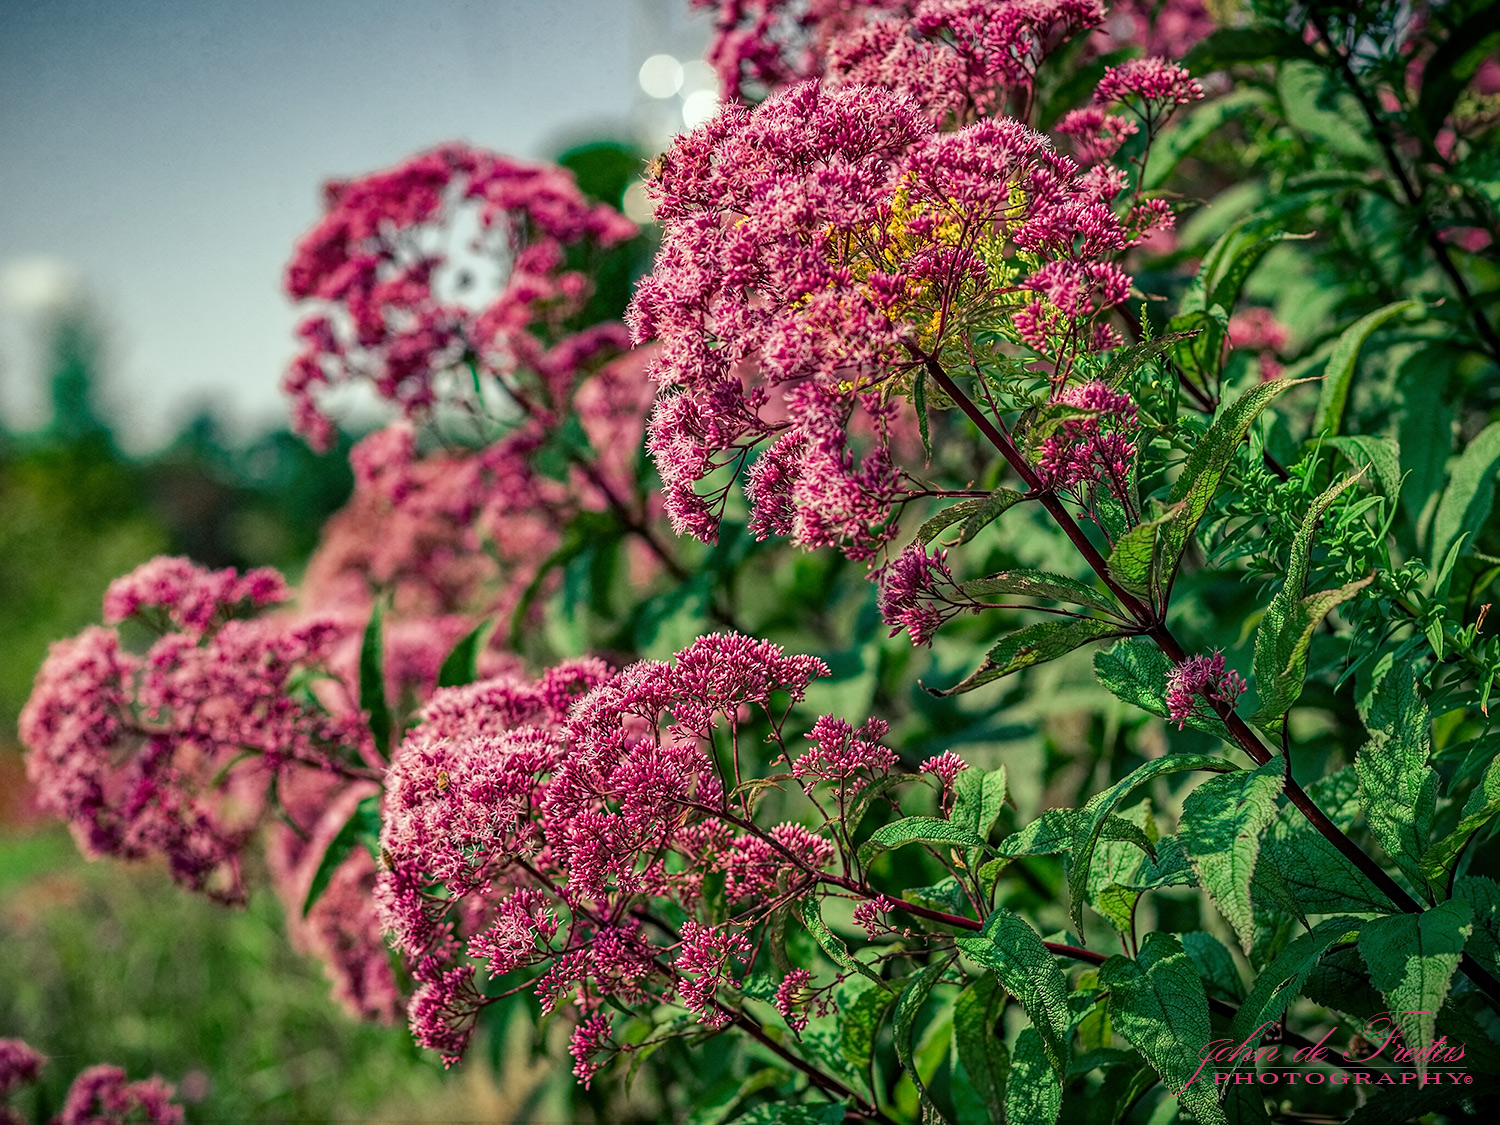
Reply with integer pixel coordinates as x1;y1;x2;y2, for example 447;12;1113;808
0;0;708;447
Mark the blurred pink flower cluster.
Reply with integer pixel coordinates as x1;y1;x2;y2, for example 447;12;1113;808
0;1040;182;1125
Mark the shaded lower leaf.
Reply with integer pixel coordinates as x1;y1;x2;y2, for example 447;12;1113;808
1003;1026;1061;1125
956;908;1071;1080
894;956;954;1124
952;975;1007;1124
1357;900;1473;1075
1100;932;1226;1125
1178;759;1285;951
303;794;381;917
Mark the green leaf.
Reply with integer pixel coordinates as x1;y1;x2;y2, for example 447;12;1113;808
800;895;888;989
1070;754;1238;937
1160;378;1310;582
302;795;381;917
1106;503;1183;601
725;1102;847;1125
931;618;1121;697
1418;1;1500;134
838;974;903;1076
959;569;1118;614
952;975;1007;1124
951;766;1007;844
997;808;1078;857
1421;755;1500;892
843;775;908;842
858;816;989;868
1180;931;1245;1002
1356;663;1439;889
1093;639;1228;737
359;599;391;758
1178;759;1286;951
1326;435;1402;511
436;618;492;689
1358;900;1474;1074
1313;301;1419;437
1142;89;1270;190
1228;917;1363;1055
1180;26;1320;74
1431;420;1500;579
1100;933;1226;1125
1101;332;1196;388
957;909;1072;1080
916;489;1026;546
1454;875;1500;972
1003;1026;1061;1125
894;956;954;1123
1254;818;1395;916
1250;472;1374;725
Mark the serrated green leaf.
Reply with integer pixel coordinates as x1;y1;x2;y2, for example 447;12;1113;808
858;816;989;868
436;617;492;689
1431;420;1500;584
954;487;1028;546
1356;663;1439;889
1313;301;1419;436
1160;378;1310;582
1358;900;1473;1076
1326;435;1402;511
1093;639;1229;737
1003;1026;1061;1125
1070;754;1238;937
914;368;932;463
303;795;381;917
915;489;1026;546
957;909;1072;1081
1178;759;1285;951
951;766;1007;844
959;569;1118;614
359;600;391;758
894;956;954;1124
952;975;1007;1123
1251;472;1373;725
1100;933;1226;1125
998;808;1078;857
1228;917;1362;1055
932;618;1121;697
1254;818;1394;916
725;1102;847;1125
1454;874;1500;973
1422;755;1500;892
801;896;888;989
1106;503;1183;601
839;974;903;1076
843;774;908;843
1101;332;1195;388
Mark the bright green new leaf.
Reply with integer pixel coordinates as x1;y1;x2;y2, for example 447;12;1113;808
952;975;1007;1124
1356;664;1439;889
956;908;1072;1080
1358;900;1473;1074
1106;503;1183;601
959;568;1118;614
1178;759;1285;951
932;617;1121;697
1313;301;1419;437
1100;933;1226;1125
1326;435;1402;518
858;816;989;868
1070;754;1238;936
1251;472;1374;725
1004;1026;1061;1125
953;487;1028;546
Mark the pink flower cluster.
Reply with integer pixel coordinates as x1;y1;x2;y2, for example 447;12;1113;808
0;1041;181;1125
372;630;954;1078
877;542;968;646
1165;651;1248;729
20;558;368;903
1094;56;1205;127
1034;379;1139;501
630;81;1138;553
283;143;636;450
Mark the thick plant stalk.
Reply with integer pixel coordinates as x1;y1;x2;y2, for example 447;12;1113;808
921;356;1500;1007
